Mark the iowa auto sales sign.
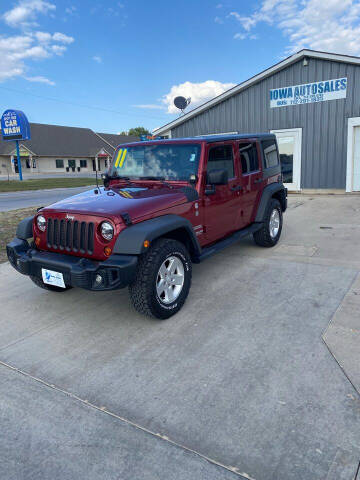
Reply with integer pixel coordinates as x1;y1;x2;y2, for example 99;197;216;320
270;77;347;108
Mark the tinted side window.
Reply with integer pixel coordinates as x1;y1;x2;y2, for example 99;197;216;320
207;145;234;179
239;143;259;174
262;140;279;168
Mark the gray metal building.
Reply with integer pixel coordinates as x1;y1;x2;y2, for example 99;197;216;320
154;50;360;192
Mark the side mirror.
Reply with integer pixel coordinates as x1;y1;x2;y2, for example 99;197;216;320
189;174;197;185
102;173;110;187
205;169;228;195
207;169;228;185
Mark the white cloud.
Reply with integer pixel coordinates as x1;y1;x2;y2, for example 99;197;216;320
34;31;52;43
230;12;258;31
234;31;258;40
52;32;74;44
132;104;166;110
0;34;43;80
214;16;224;24
230;0;360;55
24;75;55;85
0;4;75;82
234;32;247;40
51;44;67;55
3;0;56;28
92;55;102;63
162;80;236;114
65;5;76;15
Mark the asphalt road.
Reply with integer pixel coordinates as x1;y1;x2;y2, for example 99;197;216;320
0;185;95;211
1;195;360;480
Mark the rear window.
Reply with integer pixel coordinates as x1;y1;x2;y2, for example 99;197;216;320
239;143;259;174
262;140;279;168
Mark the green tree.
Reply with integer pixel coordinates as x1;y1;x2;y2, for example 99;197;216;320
127;126;151;136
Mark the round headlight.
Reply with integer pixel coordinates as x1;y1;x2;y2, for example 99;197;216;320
100;221;114;241
37;215;46;232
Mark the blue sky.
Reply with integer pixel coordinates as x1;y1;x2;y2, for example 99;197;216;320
1;0;360;134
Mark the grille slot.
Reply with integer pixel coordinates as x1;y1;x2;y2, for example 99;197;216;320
46;217;94;254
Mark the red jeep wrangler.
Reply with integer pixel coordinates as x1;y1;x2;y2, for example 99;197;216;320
7;134;287;319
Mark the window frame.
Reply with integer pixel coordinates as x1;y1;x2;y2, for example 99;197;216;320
80;159;87;168
238;140;261;176
55;159;64;169
206;142;236;181
261;139;280;169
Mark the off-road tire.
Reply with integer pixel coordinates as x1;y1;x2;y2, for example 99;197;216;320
129;238;192;319
29;275;72;292
253;198;283;247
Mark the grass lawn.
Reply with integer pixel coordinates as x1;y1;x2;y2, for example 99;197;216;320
0;207;38;263
0;177;96;193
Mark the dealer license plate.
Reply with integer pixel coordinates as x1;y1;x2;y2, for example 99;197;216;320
41;268;66;288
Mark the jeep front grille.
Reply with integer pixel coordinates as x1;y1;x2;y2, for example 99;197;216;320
46;218;95;254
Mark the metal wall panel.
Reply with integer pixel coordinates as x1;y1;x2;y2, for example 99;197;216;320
171;58;360;189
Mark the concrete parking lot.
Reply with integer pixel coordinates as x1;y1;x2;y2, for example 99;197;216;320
1;195;360;480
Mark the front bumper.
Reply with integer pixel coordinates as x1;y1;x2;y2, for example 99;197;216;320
7;238;138;291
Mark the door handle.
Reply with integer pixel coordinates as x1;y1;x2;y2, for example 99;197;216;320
254;178;263;184
230;185;242;191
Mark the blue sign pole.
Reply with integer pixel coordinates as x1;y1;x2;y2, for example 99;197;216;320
15;140;23;181
1;109;31;182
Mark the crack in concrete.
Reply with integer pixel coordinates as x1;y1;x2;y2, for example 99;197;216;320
354;460;360;480
0;359;251;480
322;272;360;396
0;319;62;353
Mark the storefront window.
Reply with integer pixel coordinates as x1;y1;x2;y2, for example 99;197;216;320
277;137;295;184
80;160;87;168
56;159;64;168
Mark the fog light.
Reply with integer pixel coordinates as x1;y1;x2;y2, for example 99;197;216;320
95;274;103;285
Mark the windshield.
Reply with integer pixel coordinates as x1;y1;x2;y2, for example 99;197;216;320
110;143;201;181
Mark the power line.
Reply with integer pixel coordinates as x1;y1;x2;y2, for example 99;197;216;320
0;85;167;122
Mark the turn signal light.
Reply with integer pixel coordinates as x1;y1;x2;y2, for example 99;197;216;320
35;237;40;246
143;240;150;248
104;246;112;256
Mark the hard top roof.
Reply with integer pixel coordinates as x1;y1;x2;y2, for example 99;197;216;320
117;133;275;148
184;133;275;142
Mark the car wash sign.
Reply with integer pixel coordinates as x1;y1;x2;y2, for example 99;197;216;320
270;77;347;108
1;109;31;141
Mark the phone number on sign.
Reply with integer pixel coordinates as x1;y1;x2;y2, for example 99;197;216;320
275;94;325;106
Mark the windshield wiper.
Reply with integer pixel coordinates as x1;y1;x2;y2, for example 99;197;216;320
140;176;166;180
109;175;131;180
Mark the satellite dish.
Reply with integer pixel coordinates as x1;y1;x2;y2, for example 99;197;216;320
174;96;191;113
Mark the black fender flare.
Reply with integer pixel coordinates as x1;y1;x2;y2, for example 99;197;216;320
113;214;202;257
16;216;34;239
255;183;287;223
